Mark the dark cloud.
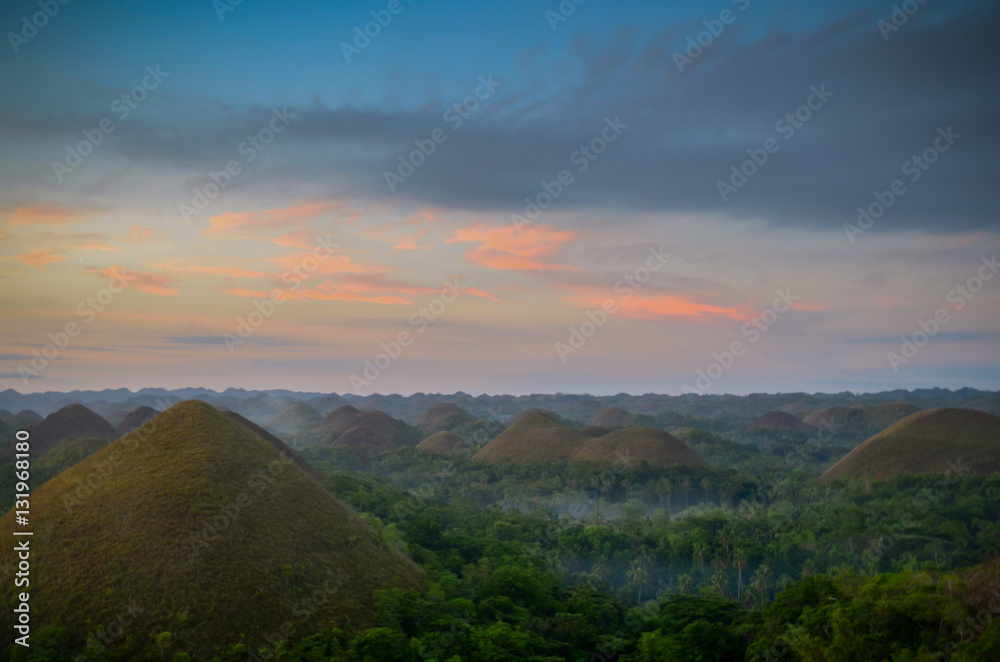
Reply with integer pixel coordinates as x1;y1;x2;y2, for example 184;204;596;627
4;6;997;232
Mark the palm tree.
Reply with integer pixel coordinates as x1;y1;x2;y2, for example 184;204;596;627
710;569;728;597
700;477;713;506
692;541;708;581
750;564;771;609
680;476;692;509
733;547;748;601
677;573;694;595
626;558;651;603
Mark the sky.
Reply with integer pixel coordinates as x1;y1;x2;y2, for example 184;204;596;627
0;0;998;396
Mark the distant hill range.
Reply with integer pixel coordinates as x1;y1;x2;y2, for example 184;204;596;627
820;408;1000;483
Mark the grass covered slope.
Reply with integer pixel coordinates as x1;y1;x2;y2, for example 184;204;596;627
330;425;396;459
303;405;419;448
473;410;590;464
414;402;475;433
0;400;422;658
1;403;116;460
417;431;469;454
266;402;323;437
820;408;1000;483
751;410;814;432
114;405;160;436
572;427;708;467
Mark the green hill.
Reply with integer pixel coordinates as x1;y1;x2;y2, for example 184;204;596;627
474;411;590;463
820;408;1000;483
416;431;469;454
0;400;422;659
572;427;708;468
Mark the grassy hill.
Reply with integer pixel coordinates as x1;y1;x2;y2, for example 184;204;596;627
267;402;324;438
303;405;419;448
414;402;475;433
572;427;708;467
589;406;633;428
0;400;422;659
114;405;160;436
416;431;469;454
2;403;116;461
820;408;1000;483
3;410;43;429
329;425;396;459
474;410;590;463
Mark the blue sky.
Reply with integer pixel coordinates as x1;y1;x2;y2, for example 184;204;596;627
0;0;997;395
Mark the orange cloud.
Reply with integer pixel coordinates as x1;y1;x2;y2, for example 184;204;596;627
94;265;179;296
447;223;578;272
69;233;119;252
149;260;267;279
564;284;752;322
17;250;70;268
124;225;155;242
203;202;335;240
226;273;500;306
7;205;84;226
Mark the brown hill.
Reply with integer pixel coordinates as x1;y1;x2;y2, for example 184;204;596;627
330;425;396;459
474;411;589;463
581;425;612;438
305;406;418;448
114;405;160;436
416;431;469;454
572;427;708;468
0;400;422;658
2;403;116;460
414;402;475;433
751;410;814;432
820;408;1000;483
267;402;324;437
588;406;633;428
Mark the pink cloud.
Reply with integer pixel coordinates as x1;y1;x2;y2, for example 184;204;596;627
446;223;578;272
